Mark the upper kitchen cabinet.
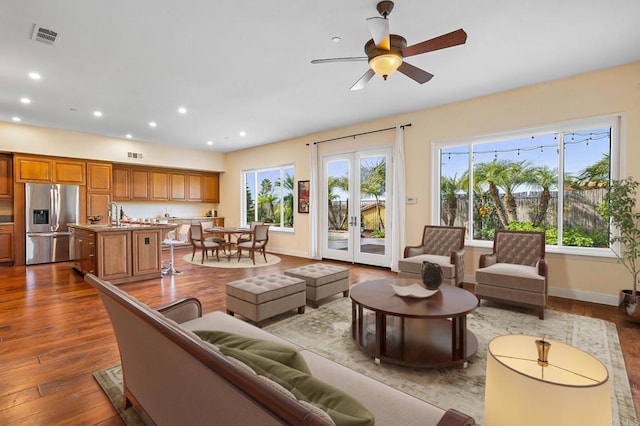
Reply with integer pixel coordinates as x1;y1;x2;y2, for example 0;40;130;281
187;173;202;202
0;154;12;199
113;166;149;201
112;166;131;200
87;162;112;192
149;169;169;201
14;155;85;184
131;168;150;200
202;173;219;203
170;171;187;201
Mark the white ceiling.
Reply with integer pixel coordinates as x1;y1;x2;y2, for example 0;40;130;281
1;0;639;153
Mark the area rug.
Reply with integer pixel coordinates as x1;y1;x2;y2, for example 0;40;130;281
94;298;637;426
264;298;637;426
182;252;281;268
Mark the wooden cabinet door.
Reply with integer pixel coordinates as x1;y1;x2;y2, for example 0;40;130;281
0;155;12;199
0;224;14;262
87;162;112;192
97;231;131;280
87;193;111;224
131;169;149;200
74;230;95;274
15;156;52;183
202;173;219;203
53;160;86;185
170;171;187;201
132;230;162;275
149;170;169;201
112;167;131;200
187;173;202;202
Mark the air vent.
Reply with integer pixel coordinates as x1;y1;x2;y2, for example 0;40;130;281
31;24;58;45
127;152;144;159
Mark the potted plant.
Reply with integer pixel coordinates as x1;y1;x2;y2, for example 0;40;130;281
599;177;640;320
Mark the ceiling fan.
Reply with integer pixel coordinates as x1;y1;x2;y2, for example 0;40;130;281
311;1;467;90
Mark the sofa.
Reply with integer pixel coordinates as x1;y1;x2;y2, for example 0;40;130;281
86;273;475;425
398;226;466;286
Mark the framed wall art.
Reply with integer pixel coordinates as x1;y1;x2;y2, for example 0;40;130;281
298;180;310;213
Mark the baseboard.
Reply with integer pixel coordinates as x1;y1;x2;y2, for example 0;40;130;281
267;248;310;258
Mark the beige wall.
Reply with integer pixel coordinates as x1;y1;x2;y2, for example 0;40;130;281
223;61;640;304
0;122;226;172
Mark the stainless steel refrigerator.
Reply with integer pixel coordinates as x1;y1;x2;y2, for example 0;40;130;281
25;183;79;265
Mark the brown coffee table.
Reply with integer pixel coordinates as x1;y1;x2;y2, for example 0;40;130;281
350;278;478;368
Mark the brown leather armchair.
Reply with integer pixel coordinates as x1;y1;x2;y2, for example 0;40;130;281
398;225;466;286
475;230;548;319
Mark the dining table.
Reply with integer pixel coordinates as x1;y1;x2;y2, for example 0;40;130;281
204;226;253;261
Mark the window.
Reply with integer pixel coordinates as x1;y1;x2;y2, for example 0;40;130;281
436;116;619;253
242;165;294;230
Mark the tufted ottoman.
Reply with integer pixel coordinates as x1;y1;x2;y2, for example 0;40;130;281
225;274;306;325
284;263;350;308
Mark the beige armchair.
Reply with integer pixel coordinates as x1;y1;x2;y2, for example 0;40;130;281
475;230;548;319
398;225;466;287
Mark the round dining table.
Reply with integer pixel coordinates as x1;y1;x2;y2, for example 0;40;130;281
204;227;253;261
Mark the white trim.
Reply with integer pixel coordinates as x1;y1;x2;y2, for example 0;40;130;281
267;247;310;258
548;286;619;306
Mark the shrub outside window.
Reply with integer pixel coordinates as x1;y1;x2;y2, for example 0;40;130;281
437;116;619;253
243;165;294;231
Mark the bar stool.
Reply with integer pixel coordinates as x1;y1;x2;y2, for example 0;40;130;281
162;224;190;275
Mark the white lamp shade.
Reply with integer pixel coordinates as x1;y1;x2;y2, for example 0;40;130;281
484;335;612;426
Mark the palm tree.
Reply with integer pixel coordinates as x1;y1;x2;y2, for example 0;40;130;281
258;178;276;222
529;166;558;227
360;159;386;230
473;160;510;228
497;160;535;223
276;173;295;226
327;175;349;230
440;172;468;226
574;153;610;185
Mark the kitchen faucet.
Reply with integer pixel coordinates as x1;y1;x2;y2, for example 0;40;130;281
108;201;120;226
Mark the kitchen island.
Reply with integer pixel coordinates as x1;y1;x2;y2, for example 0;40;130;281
69;223;177;284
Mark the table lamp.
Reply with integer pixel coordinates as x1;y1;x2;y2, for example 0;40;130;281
484;334;612;426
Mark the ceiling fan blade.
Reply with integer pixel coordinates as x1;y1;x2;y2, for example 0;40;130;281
403;29;468;58
311;57;367;64
366;17;390;50
398;62;434;84
350;69;376;91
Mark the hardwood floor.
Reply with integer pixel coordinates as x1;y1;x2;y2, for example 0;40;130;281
1;250;638;424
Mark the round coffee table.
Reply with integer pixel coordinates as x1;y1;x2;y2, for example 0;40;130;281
350;278;478;368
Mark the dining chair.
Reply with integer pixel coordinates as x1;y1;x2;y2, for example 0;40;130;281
200;220;226;244
237;221;265;244
190;223;220;263
237;224;269;265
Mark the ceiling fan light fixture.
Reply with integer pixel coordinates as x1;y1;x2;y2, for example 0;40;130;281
369;52;402;79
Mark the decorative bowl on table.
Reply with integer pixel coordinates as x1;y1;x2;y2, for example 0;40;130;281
88;215;103;224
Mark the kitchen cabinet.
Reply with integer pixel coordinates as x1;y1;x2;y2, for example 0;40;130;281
202;173;220;203
87;162;112;192
149;170;169;201
0;155;12;199
132;229;162;275
170;171;187;201
187;173;202;202
73;228;95;275
131;168;149;200
97;230;132;281
14;155;85;184
112;166;130;200
0;223;14;263
87;192;111;223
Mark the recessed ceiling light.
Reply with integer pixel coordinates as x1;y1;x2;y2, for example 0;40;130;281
12;117;21;122
93;111;103;117
332;36;341;43
207;141;213;146
20;97;31;104
125;134;132;139
28;72;41;80
149;121;157;127
177;107;187;114
239;131;247;137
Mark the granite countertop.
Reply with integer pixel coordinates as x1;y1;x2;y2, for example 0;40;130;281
69;223;177;232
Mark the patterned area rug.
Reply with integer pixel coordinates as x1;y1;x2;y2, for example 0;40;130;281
182;252;281;268
264;298;637;426
94;298;637;426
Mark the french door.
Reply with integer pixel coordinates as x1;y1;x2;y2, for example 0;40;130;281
321;148;392;267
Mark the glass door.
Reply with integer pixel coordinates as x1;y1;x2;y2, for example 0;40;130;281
321;148;392;267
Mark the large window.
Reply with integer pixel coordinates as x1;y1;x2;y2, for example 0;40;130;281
243;165;294;230
437;116;620;253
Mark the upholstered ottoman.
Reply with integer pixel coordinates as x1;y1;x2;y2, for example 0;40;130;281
226;274;306;325
284;263;350;308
